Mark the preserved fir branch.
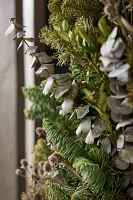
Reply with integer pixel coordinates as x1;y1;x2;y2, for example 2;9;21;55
73;148;122;199
44;181;71;200
22;83;58;120
43;118;88;164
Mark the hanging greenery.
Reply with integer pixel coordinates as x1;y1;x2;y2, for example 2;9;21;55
5;0;133;199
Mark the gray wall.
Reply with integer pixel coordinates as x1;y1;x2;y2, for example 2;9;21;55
0;1;17;200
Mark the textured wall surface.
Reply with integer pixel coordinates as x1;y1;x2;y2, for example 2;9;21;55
0;0;17;199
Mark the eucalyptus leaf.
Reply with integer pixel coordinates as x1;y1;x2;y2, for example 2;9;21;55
108;64;130;78
75;105;89;119
76;117;91;135
116;119;133;130
100;38;115;57
107;97;121;113
43;76;54;95
115;157;129;170
109;27;118;39
124;127;133;142
24;37;35;42
119;147;133;163
110;81;127;96
93;118;105;132
111;111;129;123
52;74;70;82
55;81;72;99
117;134;124;148
112;37;125;58
100;56;119;67
121;98;133;115
100;63;115;72
29;56;38;69
117;70;131;83
17;40;24;51
5;24;15;36
25;46;38;55
100;137;111;154
36;52;52;63
85;129;94;144
35;64;54;78
17;31;25;38
59;97;74;116
67;80;78;98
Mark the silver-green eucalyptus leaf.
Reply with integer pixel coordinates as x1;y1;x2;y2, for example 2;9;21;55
110;81;127;97
85;129;94;144
99;56;119;67
5;24;15;36
107;97;121;113
111;112;129;123
43;76;54;95
67;80;78;98
117;134;124;148
119;147;133;163
59;97;74;116
121;98;133;115
24;37;34;42
115;157;129;170
35;64;54;78
108;64;130;78
117;70;131;83
55;81;72;99
76;117;91;135
75;105;89;119
17;40;24;51
124;127;133;142
36;52;52;63
29;56;38;69
17;31;25;38
112;37;125;58
116;119;133;130
25;46;38;55
100;137;111;154
52;74;70;82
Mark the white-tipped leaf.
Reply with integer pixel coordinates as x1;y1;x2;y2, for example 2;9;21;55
29;56;38;69
116;119;133;130
112;37;125;58
117;134;124;148
59;97;74;116
5;24;15;36
68;80;78;98
108;64;130;78
17;40;24;51
85;129;94;144
43;76;54;95
76;117;91;135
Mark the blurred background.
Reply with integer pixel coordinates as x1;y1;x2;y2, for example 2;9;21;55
0;0;49;199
